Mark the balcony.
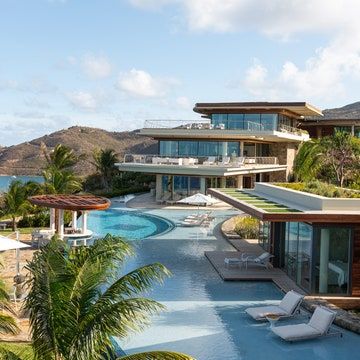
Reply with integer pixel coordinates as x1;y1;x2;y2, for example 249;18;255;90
117;154;287;177
141;120;309;142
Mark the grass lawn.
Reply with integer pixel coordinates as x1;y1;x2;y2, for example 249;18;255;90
0;342;34;358
0;227;38;236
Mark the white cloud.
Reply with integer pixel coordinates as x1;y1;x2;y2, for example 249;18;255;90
129;0;359;39
67;91;100;111
81;54;112;79
176;96;192;109
129;0;174;10
117;68;178;98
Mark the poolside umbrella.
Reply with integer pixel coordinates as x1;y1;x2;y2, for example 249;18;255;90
0;234;30;275
177;193;218;206
177;193;219;214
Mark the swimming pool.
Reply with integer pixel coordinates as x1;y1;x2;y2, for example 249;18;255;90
89;208;360;360
87;208;174;239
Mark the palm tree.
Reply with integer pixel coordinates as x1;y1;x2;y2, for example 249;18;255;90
42;169;82;194
294;131;360;186
1;181;31;231
4;235;193;360
0;262;19;336
42;143;80;171
93;149;119;190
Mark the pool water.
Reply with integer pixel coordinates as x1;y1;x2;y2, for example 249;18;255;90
88;208;174;239
88;208;360;360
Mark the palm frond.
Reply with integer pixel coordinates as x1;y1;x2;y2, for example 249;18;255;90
118;351;195;360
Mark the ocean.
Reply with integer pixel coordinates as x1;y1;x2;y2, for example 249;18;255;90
0;175;43;192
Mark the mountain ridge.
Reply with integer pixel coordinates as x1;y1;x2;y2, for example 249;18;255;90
0;126;157;176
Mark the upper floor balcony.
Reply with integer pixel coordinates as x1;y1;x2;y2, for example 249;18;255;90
116;154;288;177
140;119;309;142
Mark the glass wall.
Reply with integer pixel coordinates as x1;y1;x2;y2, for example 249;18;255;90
211;113;292;131
354;126;360;138
259;221;271;252
283;222;351;295
162;175;201;197
159;140;240;157
313;227;351;295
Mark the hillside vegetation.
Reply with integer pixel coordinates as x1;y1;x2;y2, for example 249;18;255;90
0;126;157;176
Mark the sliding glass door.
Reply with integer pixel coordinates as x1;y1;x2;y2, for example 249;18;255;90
313;227;351;295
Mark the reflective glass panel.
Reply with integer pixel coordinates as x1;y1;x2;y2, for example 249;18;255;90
198;141;219;156
260;114;277;131
313;227;351;294
159;141;178;156
228;114;244;129
178;141;198;156
244;114;261;131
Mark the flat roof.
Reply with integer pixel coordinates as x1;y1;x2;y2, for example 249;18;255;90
29;194;111;211
208;188;360;223
194;102;323;118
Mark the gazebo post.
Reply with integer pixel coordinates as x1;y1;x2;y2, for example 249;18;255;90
72;211;77;231
50;208;56;233
82;211;88;235
58;209;65;240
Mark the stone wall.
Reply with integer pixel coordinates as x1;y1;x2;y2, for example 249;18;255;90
269;142;298;180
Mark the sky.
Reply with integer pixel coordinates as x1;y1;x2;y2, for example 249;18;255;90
1;0;360;146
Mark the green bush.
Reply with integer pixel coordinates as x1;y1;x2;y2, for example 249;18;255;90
92;185;148;199
18;212;50;228
275;181;360;198
234;216;260;239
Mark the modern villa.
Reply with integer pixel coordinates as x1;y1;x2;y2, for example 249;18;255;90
117;100;360;304
117;102;323;200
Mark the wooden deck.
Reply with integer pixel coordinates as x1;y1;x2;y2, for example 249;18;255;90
205;250;306;295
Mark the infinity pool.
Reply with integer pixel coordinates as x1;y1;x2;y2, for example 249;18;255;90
88;208;174;239
89;207;359;360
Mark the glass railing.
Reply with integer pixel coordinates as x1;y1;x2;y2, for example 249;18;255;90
122;154;279;167
143;119;308;136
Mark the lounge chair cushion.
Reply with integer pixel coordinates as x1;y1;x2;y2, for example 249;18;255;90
271;324;320;341
279;291;303;314
245;305;287;320
308;307;336;334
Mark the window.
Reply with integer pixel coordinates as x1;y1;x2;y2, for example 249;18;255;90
228;114;244;129
198;141;219;156
260;114;277;131
244;114;261;130
159;141;178;156
334;126;352;134
178;141;198;156
354;127;360;138
313;227;351;295
212;114;228;128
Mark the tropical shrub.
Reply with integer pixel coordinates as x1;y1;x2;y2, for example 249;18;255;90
234;216;260;239
0;236;194;360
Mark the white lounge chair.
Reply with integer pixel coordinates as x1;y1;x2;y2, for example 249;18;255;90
271;306;342;342
220;156;230;165
243;252;274;269
245;290;304;321
203;156;216;165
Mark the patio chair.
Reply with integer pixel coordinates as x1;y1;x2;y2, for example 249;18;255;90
271;306;342;342
220;156;230;165
203;156;216;165
245;290;304;321
243;252;274;269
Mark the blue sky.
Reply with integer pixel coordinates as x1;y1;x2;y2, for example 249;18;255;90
1;0;360;145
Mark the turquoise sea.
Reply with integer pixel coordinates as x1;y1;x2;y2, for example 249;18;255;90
0;175;43;192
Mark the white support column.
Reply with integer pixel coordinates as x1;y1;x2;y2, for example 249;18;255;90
58;209;64;240
72;211;77;230
319;228;330;294
155;174;162;200
200;177;206;194
50;208;56;233
240;141;244;157
220;177;226;188
82;211;88;235
236;175;243;189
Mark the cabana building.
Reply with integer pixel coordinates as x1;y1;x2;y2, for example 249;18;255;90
209;183;360;305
